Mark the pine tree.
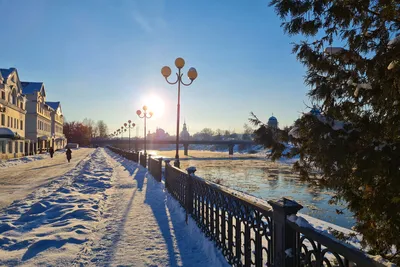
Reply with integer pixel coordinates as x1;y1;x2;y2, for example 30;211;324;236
252;0;400;263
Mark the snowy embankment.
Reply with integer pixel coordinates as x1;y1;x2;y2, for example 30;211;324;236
79;148;229;266
0;150;65;168
0;147;229;266
0;148;113;266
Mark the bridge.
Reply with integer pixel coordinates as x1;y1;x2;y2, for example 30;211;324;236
92;139;257;155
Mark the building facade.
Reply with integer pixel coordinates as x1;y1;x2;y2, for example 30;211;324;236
180;121;191;140
0;68;30;159
46;102;66;150
23;82;54;153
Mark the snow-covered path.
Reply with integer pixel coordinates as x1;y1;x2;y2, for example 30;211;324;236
0;148;228;266
0;148;94;210
78;149;228;267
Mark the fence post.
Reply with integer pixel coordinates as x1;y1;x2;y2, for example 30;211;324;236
148;154;152;169
185;167;196;223
268;198;303;267
158;157;163;182
164;160;171;190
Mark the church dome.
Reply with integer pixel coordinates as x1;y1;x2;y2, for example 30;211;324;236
267;115;278;129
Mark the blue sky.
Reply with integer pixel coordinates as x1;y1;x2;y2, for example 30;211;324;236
0;0;310;136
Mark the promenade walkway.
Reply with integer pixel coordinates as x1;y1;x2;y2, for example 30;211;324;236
0;148;227;266
78;150;228;266
0;148;94;210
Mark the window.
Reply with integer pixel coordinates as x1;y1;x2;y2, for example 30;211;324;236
8;141;12;153
1;114;4;126
1;91;4;100
20;121;23;130
15;142;18;153
20;142;23;153
11;90;17;105
1;141;5;153
10;117;13;128
14;118;17;129
20;102;23;109
7;116;10;127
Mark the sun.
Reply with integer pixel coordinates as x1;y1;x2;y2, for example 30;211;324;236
142;95;165;118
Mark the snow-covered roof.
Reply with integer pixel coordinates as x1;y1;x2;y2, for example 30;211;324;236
0;68;16;80
45;101;60;110
21;82;44;95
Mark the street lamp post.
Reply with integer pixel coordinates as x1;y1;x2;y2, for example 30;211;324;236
161;57;198;168
136;105;153;155
127;120;136;151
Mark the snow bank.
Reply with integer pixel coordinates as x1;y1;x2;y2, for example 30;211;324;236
0;150;65;168
0;148;113;265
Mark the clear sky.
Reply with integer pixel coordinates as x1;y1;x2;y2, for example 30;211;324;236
0;0;311;136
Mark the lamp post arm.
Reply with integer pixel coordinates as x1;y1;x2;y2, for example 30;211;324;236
180;78;194;87
165;73;180;85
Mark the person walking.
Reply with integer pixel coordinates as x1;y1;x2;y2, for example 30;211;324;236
66;148;72;163
49;147;54;158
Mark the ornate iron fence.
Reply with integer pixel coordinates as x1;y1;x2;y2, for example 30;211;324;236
287;221;381;267
148;157;162;182
164;161;385;267
139;153;147;168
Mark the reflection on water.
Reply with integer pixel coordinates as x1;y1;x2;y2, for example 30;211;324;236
152;150;355;229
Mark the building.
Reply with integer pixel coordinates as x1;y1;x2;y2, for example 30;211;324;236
22;81;54;153
0;68;30;159
46;102;66;150
267;114;278;129
180;121;190;140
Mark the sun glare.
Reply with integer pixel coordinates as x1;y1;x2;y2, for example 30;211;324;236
142;95;165;118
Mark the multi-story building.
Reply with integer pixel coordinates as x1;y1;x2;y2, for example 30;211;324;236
22;81;54;153
0;68;30;159
46;101;66;150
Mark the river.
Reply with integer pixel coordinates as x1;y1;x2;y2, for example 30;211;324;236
148;149;355;229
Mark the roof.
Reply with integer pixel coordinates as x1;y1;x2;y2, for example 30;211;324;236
0;68;16;80
21;82;44;94
45;101;60;110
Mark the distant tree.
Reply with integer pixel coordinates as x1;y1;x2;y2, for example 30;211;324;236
97;120;108;138
63;121;91;146
242;123;254;140
83;118;98;138
253;0;400;263
193;128;215;140
214;129;223;141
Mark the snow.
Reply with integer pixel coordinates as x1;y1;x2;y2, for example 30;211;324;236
0;150;65;168
0;147;229;266
315;114;347;131
288;126;300;138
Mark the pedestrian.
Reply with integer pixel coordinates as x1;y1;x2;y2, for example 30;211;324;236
49;147;54;158
66;148;72;163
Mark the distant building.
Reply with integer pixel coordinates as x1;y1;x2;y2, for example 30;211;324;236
180;121;190;140
267;114;278;129
148;127;170;140
46;102;66;150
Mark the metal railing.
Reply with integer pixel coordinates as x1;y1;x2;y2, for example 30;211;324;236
148;157;162;182
164;162;386;267
106;146;386;267
139;152;147;168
